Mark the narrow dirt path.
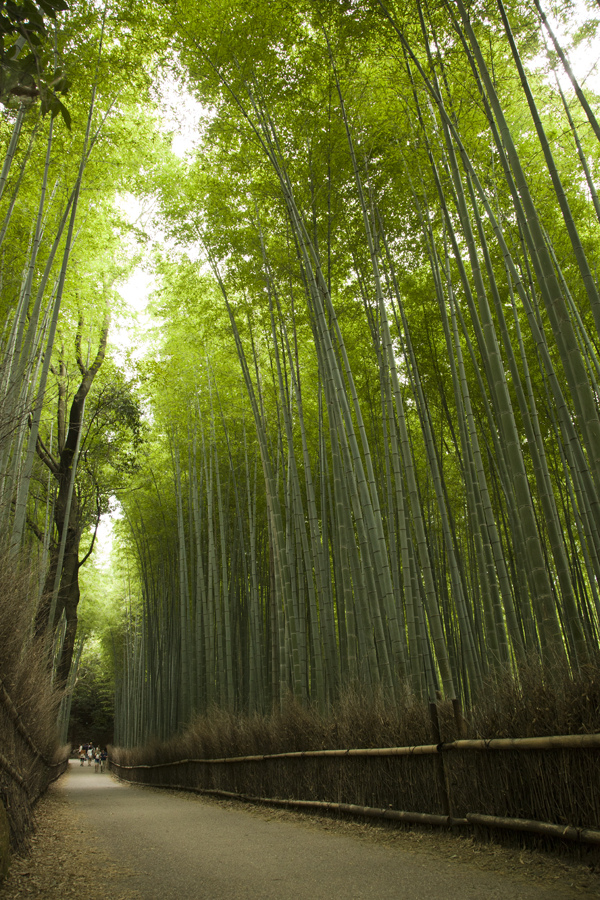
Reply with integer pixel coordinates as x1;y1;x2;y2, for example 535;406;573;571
1;761;598;899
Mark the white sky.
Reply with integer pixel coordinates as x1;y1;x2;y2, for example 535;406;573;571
532;0;600;91
94;513;119;570
111;79;205;362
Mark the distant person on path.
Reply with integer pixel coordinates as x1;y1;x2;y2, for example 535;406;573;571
87;745;93;766
100;749;107;772
79;745;85;766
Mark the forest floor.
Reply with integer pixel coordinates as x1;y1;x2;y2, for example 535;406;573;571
0;761;599;899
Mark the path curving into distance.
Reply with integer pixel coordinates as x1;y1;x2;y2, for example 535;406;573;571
62;760;579;899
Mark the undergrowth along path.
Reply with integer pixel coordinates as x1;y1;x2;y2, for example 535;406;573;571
2;761;597;899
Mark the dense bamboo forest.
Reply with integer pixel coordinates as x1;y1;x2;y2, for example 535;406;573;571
2;0;600;757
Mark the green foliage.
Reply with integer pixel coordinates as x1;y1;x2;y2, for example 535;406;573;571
70;551;136;743
68;638;114;745
0;0;71;127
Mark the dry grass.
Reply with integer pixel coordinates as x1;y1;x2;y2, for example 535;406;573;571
113;659;600;766
468;657;600;738
114;686;433;766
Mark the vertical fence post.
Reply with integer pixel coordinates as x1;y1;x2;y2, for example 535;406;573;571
452;697;468;738
429;702;452;817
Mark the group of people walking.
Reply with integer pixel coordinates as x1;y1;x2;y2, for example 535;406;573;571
78;743;108;772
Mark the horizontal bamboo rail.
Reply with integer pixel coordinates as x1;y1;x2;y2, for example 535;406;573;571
0;746;69;797
0;747;66;791
109;731;600;769
111;773;469;826
467;814;600;846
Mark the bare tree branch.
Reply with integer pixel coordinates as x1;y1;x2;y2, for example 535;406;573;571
78;495;101;569
34;430;59;474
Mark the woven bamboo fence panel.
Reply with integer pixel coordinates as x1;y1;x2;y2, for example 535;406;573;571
110;733;600;847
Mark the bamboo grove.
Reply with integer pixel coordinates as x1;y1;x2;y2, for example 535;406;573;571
2;0;599;750
113;0;600;746
0;0;162;740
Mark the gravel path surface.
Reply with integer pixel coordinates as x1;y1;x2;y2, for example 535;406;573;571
1;760;599;898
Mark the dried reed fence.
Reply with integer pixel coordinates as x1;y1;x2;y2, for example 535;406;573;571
0;674;69;853
110;731;600;852
0;553;70;857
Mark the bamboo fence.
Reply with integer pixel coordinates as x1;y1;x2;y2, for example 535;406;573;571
0;675;69;851
110;731;600;848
